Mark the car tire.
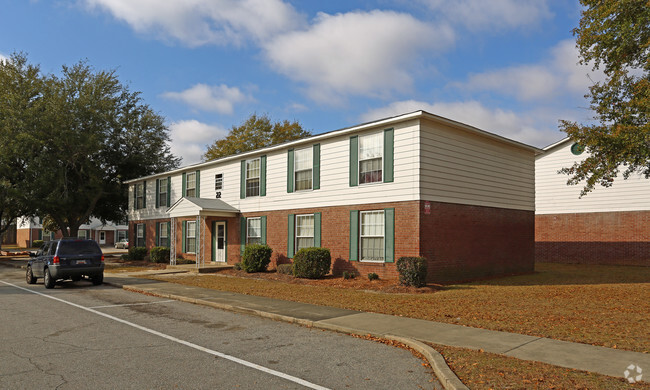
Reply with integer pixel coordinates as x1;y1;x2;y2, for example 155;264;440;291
91;273;103;286
44;268;55;289
26;266;37;284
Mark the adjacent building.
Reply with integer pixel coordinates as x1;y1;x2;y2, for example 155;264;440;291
126;111;538;282
16;217;128;248
535;138;650;266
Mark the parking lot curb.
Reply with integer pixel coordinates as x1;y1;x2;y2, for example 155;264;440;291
112;281;466;389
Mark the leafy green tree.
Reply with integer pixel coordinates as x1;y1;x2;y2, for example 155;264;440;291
0;53;180;238
559;0;650;195
203;113;311;161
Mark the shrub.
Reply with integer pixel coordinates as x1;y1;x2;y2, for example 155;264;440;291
32;240;44;248
175;258;195;265
233;262;242;270
292;247;331;279
343;271;355;280
241;244;272;273
128;246;148;261
368;272;379;281
277;263;293;275
396;257;428;287
150;247;170;263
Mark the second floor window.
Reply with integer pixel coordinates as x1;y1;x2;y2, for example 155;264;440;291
185;172;196;197
158;178;168;207
135;183;145;209
359;133;383;184
246;159;260;197
294;148;313;191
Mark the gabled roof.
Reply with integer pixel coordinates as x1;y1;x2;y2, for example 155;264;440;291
167;197;239;218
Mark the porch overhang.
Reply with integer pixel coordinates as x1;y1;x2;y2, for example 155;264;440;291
167;197;240;218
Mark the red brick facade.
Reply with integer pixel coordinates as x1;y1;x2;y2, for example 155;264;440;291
536;211;650;266
131;200;535;283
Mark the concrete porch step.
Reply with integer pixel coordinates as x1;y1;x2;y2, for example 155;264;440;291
168;263;234;274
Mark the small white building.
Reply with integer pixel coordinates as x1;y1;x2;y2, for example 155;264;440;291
16;217;128;248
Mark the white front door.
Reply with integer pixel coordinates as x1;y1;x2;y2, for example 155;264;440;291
99;231;106;245
213;222;226;262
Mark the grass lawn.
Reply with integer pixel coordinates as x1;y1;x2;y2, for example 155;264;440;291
147;262;650;353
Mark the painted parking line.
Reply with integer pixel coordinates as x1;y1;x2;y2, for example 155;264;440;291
88;300;176;309
1;280;330;390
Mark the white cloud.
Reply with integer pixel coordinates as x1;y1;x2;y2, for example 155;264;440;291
168;120;228;165
82;0;304;47
361;100;562;147
460;40;605;101
0;52;8;63
263;10;455;104
421;0;552;31
162;84;251;114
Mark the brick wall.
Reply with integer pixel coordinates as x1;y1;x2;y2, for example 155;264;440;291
420;201;535;282
536;211;650;266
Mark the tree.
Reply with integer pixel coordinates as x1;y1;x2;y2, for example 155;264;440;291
559;0;650;195
203;113;311;161
0;53;180;238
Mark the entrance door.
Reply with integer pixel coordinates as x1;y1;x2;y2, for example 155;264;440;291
212;222;226;262
99;231;106;245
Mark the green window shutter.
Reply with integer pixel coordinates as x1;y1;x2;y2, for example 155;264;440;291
155;179;160;208
384;208;395;263
349;136;358;187
240;217;247;254
182;173;187;198
384;128;394;183
261;216;267;244
349;210;359;261
167;176;171;206
313;144;320;190
287;214;295;258
182;221;186;253
211;221;216;262
38;229;43;240
155;222;160;246
240;161;246;199
260;155;267;197
287;149;294;193
195;170;200;197
142;223;147;247
142;181;146;208
314;212;321;247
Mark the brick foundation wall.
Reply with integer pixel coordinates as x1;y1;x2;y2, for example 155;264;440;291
420;201;535;283
535;211;650;266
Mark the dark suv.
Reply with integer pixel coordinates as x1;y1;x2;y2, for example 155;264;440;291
26;239;104;288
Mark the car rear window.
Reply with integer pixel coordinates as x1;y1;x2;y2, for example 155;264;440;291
58;240;102;255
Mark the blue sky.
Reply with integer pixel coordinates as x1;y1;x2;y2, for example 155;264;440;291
1;0;599;165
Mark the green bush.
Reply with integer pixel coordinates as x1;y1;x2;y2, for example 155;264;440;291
396;257;427;287
150;247;170;263
367;272;379;281
342;270;355;280
292;247;331;279
233;262;242;270
175;258;195;265
241;244;272;273
277;263;293;275
32;240;44;248
128;246;148;261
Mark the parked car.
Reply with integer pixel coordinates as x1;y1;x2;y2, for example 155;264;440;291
115;238;129;249
26;239;104;289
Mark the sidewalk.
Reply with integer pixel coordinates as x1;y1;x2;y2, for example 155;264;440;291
102;273;649;383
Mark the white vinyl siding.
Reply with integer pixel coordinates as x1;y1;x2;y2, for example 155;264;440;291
536;141;650;214
247;217;262;244
294;148;313;191
359;133;383;184
295;214;314;251
419;119;535;211
360;211;384;261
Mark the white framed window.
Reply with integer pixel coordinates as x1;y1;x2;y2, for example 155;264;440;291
135;183;144;209
136;224;145;247
246;159;260;197
294;148;313;191
185;172;196;197
186;221;196;253
159;223;169;247
78;230;88;239
360;210;384;261
295;214;315;251
158;178;168;207
359;133;383;184
215;173;223;190
247;217;261;244
117;230;127;242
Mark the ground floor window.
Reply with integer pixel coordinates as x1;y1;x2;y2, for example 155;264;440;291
185;221;196;253
247;217;261;245
159;223;169;247
117;230;127;242
136;224;145;247
295;214;314;251
360;210;384;261
78;230;88;239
